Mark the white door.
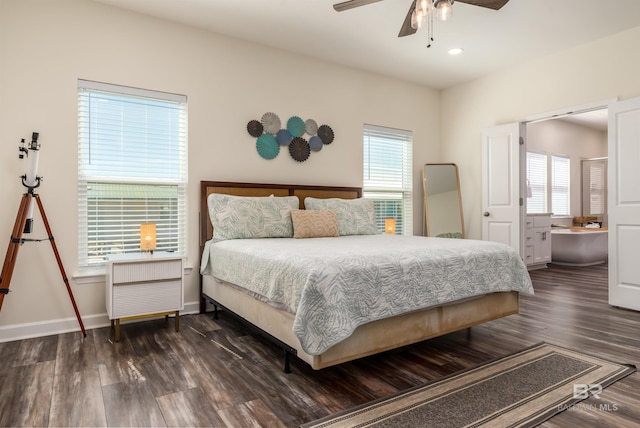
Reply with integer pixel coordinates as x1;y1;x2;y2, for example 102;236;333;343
482;123;525;255
608;97;640;310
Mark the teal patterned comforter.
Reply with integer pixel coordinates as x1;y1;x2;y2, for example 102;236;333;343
200;235;533;355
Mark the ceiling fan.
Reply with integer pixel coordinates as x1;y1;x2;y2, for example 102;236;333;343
333;0;510;38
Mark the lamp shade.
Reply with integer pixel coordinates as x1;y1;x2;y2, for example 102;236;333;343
385;218;396;234
435;0;453;21
140;223;157;252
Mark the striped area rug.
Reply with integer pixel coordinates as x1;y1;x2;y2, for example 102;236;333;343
301;343;636;428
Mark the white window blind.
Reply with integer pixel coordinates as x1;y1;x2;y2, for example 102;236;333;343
363;124;413;235
526;152;547;214
582;158;607;216
78;80;187;266
551;155;570;216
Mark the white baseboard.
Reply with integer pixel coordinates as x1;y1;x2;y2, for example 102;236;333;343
0;301;201;343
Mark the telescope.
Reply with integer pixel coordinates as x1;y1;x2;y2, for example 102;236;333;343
1;131;86;335
18;132;41;233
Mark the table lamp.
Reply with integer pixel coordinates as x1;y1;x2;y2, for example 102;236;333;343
140;223;157;254
385;218;396;234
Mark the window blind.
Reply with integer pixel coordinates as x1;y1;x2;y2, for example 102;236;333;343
77;80;187;266
526;151;547;214
363;124;412;235
551;155;570;216
582;158;607;216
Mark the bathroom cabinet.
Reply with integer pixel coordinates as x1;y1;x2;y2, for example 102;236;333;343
525;214;552;269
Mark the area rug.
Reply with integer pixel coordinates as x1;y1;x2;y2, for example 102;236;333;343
301;342;636;428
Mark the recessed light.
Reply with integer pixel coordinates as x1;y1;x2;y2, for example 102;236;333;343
448;48;463;55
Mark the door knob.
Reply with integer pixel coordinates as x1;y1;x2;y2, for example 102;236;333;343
483;212;490;217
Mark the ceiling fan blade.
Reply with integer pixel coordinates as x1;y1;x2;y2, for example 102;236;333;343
333;0;384;12
398;0;418;37
456;0;510;10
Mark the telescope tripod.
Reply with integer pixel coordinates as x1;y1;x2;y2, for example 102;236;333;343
0;190;86;336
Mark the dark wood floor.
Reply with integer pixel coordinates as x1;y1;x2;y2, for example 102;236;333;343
1;263;639;427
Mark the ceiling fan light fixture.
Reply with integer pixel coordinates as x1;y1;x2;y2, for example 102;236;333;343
416;0;432;15
434;0;453;21
411;8;426;30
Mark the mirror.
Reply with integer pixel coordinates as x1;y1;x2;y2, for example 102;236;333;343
422;163;465;238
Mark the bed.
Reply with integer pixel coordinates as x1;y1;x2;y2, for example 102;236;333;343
199;181;533;371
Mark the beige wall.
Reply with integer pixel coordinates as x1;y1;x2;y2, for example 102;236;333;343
442;26;640;239
0;0;440;335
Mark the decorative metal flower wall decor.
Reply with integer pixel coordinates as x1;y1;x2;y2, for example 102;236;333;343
246;112;334;162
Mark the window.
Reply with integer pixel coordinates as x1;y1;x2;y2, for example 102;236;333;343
526;151;570;216
551;155;570;216
363;124;412;235
526;152;547;213
582;158;607;216
78;80;187;267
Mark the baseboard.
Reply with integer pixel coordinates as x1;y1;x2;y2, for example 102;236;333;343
0;301;201;343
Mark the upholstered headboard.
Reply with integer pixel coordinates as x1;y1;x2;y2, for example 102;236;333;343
199;181;362;249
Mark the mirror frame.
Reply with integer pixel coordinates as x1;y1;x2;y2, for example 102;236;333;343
422;163;465;238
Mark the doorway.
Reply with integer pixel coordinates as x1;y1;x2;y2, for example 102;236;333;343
483;97;640;311
524;109;609;284
525;108;608;226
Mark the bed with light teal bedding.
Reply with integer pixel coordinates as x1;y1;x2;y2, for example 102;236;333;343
200;234;533;356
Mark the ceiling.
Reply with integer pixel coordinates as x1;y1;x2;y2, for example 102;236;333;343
94;0;640;90
556;109;608;132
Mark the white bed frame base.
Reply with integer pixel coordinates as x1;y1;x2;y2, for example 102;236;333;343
203;276;518;370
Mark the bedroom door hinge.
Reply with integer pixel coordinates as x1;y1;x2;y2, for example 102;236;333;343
519;136;524;145
520;197;524;206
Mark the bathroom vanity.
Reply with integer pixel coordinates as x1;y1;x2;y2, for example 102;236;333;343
525;213;552;269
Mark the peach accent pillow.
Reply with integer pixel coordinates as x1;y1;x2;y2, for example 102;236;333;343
291;210;339;239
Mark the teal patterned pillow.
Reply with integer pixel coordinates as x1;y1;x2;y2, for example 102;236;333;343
208;194;299;241
304;197;378;236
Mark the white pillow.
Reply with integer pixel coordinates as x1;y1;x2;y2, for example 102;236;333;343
208;194;299;241
304;197;378;236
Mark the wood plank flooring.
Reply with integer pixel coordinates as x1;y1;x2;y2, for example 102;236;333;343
1;262;639;427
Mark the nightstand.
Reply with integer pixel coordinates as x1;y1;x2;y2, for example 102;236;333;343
106;252;184;341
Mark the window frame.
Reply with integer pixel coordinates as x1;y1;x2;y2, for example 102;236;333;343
362;124;413;235
581;158;607;216
551;154;570;216
77;80;188;269
526;151;548;214
526;150;570;217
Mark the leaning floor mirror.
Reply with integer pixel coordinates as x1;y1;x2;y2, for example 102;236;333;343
422;163;465;238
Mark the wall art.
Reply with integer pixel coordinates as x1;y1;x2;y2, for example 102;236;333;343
247;112;334;162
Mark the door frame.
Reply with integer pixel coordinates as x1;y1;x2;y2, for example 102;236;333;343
521;98;617;124
483;98;617;259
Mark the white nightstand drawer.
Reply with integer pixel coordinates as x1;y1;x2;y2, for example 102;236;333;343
112;279;183;318
112;259;182;284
